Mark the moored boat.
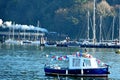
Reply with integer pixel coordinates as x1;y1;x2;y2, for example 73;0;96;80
44;52;110;77
22;40;32;44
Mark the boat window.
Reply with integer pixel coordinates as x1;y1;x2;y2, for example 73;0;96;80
83;59;91;67
72;58;81;67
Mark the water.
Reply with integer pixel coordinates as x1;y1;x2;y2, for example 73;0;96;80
0;44;120;80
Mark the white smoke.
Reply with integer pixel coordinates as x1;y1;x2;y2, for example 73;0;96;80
34;26;48;32
4;21;12;27
1;20;48;33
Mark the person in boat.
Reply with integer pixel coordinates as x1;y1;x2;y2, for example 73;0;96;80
84;48;87;53
82;48;93;58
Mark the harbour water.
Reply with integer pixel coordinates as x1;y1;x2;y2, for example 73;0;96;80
0;44;120;80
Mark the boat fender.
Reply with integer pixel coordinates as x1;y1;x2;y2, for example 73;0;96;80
81;69;84;75
66;70;68;74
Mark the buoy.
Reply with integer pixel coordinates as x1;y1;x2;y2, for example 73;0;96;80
115;50;120;54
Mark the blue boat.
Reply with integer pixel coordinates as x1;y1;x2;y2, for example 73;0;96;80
44;53;110;77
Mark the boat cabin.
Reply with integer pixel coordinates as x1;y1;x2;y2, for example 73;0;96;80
44;53;110;77
69;56;98;69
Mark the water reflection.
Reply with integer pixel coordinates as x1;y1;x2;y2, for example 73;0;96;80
42;76;108;80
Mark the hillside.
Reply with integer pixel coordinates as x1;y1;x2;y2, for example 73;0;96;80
0;0;120;40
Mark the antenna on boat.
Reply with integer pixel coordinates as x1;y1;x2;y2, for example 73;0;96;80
93;0;96;44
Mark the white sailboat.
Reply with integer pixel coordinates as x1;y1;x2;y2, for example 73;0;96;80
118;6;120;45
81;0;97;47
31;21;41;45
93;0;96;44
4;23;22;45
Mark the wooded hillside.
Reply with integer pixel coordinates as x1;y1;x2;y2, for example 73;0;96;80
0;0;120;40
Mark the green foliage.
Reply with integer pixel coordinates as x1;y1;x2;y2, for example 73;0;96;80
71;17;79;25
97;0;115;17
0;0;119;39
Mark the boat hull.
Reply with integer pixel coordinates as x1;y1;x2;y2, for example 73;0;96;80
80;44;120;48
44;67;109;77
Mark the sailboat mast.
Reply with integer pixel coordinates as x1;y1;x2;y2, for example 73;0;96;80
119;5;120;42
24;29;25;40
100;16;102;43
93;0;96;44
112;16;115;41
12;22;15;40
37;20;40;40
9;27;11;39
87;10;90;40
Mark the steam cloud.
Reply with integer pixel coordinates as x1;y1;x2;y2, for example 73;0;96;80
0;19;48;33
